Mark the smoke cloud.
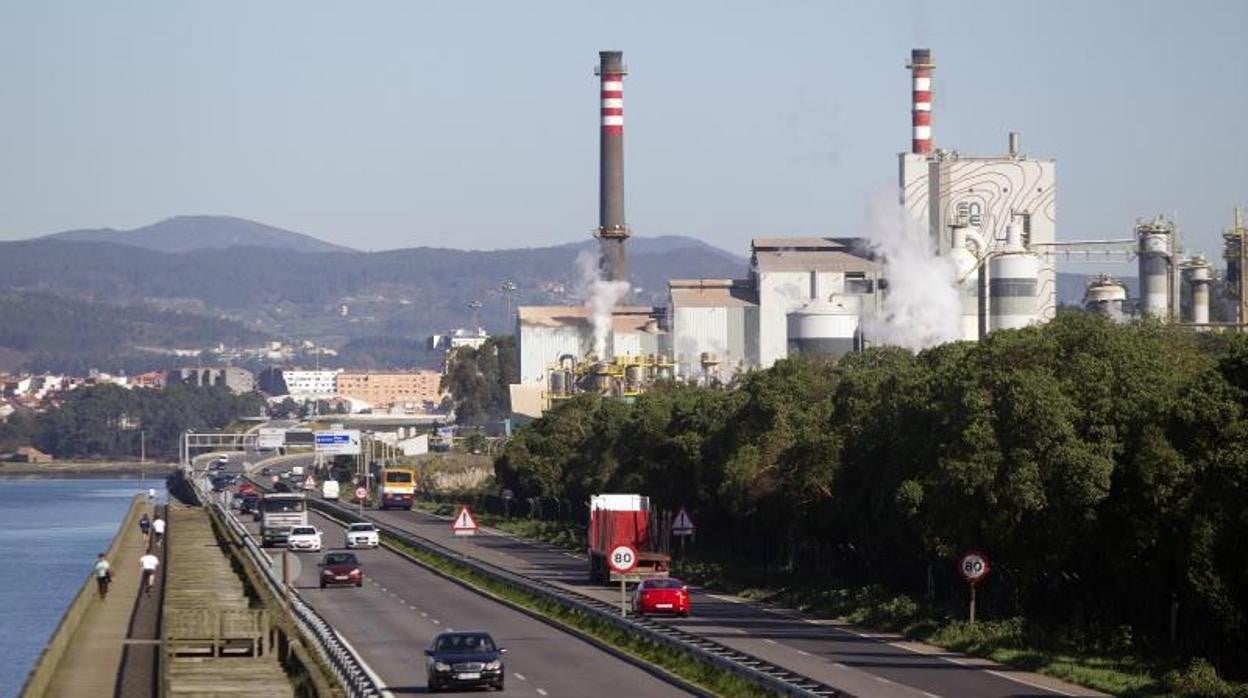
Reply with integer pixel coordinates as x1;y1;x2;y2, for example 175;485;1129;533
859;190;961;350
574;251;631;359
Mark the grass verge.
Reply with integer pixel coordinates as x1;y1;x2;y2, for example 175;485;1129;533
381;532;776;698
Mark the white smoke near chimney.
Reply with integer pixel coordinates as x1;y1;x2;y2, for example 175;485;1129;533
859;190;961;350
574;251;631;359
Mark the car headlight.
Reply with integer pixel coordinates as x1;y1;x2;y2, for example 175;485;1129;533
484;660;501;670
434;662;451;672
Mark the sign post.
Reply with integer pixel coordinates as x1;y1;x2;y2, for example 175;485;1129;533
671;507;696;558
957;551;990;624
355;485;368;515
608;544;638;616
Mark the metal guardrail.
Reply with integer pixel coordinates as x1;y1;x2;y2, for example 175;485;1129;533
309;498;842;698
186;470;384;698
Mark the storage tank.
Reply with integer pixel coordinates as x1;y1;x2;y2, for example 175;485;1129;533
1083;275;1128;321
786;296;862;356
1184;257;1212;325
1136;215;1174;320
949;224;983;341
989;222;1040;331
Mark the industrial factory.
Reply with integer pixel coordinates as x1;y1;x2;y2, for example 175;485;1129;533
508;48;1247;420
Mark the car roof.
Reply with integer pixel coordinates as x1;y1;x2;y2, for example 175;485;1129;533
434;630;492;638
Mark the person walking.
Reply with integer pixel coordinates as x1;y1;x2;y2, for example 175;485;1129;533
139;551;160;597
93;553;112;600
152;515;166;546
138;513;151;542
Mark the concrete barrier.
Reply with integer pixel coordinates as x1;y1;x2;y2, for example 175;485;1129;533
20;494;146;698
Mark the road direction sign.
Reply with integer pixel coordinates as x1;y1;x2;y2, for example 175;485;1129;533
608;544;638;574
452;506;479;536
672;507;696;536
315;430;361;456
958;551;990;584
354;486;368;500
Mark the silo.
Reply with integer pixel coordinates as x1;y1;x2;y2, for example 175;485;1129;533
1184;257;1212;325
949;224;983;341
1084;275;1128;321
1136;216;1174;320
786;297;862;356
989;222;1040;331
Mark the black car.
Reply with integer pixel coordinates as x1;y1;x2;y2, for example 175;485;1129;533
425;631;506;692
238;494;261;515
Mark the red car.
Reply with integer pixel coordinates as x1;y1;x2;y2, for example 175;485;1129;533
631;577;690;617
319;551;363;588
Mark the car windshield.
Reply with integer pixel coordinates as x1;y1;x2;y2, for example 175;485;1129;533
435;634;495;653
644;578;684;589
291;527;316;535
384;471;412;484
349;524;375;532
324;553;357;565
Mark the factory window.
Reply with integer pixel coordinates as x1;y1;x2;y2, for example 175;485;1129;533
845;274;874;294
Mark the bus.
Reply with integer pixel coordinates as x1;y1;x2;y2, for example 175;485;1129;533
378;466;416;510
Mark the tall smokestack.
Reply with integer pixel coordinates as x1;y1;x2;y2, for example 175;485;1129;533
907;48;934;155
595;50;629;283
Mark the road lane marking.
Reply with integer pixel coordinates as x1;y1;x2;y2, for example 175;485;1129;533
875;676;893;683
797;650;811;656
536;690;547;696
514;673;526;681
421;612;428;617
763;639;778;645
432;619;440;624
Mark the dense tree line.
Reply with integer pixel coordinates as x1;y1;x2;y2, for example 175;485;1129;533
0;384;264;459
496;313;1248;676
441;336;517;426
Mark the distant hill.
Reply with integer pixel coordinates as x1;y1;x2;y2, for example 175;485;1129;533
42;215;355;254
0;233;747;349
0;290;270;373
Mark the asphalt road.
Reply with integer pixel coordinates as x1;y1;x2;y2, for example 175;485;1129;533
231;502;693;696
242;454;1098;698
362;509;1081;698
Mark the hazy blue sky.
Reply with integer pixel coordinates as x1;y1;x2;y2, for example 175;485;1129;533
1;1;1245;261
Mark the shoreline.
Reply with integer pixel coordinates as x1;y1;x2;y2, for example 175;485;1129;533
0;462;178;479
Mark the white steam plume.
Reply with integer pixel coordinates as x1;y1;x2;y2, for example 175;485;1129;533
859;190;960;350
574;251;631;359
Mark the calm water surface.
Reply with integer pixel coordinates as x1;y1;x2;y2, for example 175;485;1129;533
0;478;158;696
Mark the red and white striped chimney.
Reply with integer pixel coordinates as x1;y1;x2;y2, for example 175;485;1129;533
595;50;629;283
908;48;934;155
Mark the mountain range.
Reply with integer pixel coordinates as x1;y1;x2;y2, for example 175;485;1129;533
0;215;1123;374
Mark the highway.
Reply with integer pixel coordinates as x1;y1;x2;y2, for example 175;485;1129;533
209;458;693;697
225;453;1098;697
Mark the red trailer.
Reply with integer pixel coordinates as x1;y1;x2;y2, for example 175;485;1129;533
588;494;671;584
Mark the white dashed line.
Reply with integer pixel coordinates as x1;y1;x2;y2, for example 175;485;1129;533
921;692;941;698
514;673;526;681
432;619;440;625
421;612;428;617
796;650;811;656
536;690;548;696
763;639;778;645
408;604;417;610
875;676;893;684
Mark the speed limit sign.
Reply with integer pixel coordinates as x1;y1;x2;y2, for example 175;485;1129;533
608;545;638;574
958;551;990;584
355;486;368;500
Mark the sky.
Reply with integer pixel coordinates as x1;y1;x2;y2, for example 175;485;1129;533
1;1;1245;263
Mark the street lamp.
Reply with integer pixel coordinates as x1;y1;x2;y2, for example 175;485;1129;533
499;281;518;323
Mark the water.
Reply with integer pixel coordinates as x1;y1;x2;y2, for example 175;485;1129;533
0;478;154;696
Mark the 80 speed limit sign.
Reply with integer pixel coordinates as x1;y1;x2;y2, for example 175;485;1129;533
958;551;990;584
608;545;638;574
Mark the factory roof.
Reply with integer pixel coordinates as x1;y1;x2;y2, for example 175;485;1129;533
518;305;664;333
668;279;758;308
752;249;879;273
751;237;861;252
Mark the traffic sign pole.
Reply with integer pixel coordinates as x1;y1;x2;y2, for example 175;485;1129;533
608;544;638;616
957;551;990;625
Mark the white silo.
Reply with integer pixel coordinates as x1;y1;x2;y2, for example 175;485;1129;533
1136;216;1175;320
989;222;1040;331
786;296;861;357
1084;275;1128;321
1184;257;1213;325
949;223;984;341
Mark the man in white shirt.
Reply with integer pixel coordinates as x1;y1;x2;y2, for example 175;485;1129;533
152;516;166;545
139;552;160;596
93;553;112;600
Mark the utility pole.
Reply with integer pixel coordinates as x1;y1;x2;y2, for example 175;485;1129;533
499;281;518;326
468;300;484;334
140;430;145;464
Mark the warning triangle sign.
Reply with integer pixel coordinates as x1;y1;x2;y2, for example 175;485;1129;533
451;506;478;535
672;507;695;534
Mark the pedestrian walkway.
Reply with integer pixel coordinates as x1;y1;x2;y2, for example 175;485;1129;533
44;501;157;697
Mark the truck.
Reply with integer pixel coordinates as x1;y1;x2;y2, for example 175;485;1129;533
376;466;416;510
587;494;670;584
259;492;309;547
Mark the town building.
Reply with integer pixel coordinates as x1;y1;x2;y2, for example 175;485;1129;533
335;370;444;412
167;367;256;394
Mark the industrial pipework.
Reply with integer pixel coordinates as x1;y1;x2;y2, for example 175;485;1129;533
1084;275;1129;321
989;221;1041;331
907;48;934;155
595;50;630;283
1136;215;1177;321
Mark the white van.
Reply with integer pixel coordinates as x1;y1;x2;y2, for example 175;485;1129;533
322;479;340;500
